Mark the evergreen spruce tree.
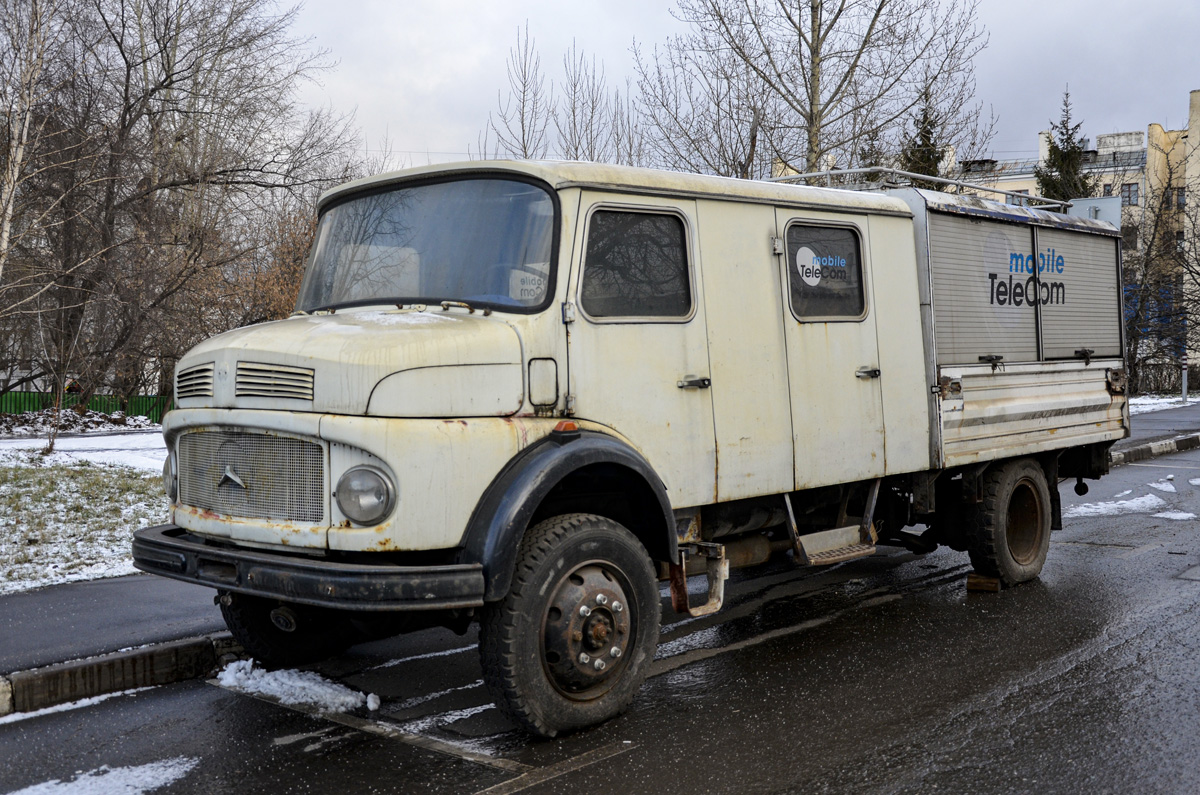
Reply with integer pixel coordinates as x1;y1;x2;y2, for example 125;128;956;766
1034;90;1099;202
898;92;943;189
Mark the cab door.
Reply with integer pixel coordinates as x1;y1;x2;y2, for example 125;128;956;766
566;194;716;508
775;210;887;488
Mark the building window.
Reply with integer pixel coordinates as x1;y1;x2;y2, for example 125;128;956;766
581;210;691;318
1178;231;1185;253
1177;187;1187;209
1121;183;1139;206
1008;190;1029;207
1123;226;1139;251
1103;184;1113;197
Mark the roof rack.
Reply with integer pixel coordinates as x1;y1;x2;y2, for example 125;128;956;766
767;166;1072;212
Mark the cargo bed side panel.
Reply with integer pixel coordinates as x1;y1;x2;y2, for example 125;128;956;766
939;361;1127;466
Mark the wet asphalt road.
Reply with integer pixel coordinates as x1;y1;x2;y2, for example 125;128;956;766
4;451;1200;794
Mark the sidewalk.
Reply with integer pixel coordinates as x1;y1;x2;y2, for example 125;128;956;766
0;574;224;673
3;398;1200;717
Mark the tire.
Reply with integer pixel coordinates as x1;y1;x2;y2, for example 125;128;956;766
967;458;1052;586
479;513;660;738
219;592;355;667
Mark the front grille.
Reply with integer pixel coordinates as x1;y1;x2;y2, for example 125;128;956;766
235;362;314;400
176;362;215;399
178;430;324;522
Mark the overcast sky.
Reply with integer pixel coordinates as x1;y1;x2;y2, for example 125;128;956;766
290;0;1200;167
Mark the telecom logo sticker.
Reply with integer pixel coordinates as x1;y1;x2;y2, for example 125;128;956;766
988;247;1068;307
796;247;849;287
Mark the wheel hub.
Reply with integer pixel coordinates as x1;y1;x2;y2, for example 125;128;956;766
542;563;632;696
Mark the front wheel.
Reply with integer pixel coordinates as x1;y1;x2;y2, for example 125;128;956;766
479;513;660;738
967;458;1052;586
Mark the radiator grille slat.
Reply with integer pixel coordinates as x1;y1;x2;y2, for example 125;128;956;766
178;431;324;522
235;362;314;400
176;363;215;399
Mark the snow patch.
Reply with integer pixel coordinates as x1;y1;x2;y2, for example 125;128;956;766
8;757;198;794
1063;493;1167;518
366;693;381;712
1114;490;1133;498
392;703;495;734
656;626;724;658
394;679;483;710
369;644;473;670
355;310;455;326
1128;395;1200;415
1154;511;1197;521
216;660;370;713
0;431;166;472
1190;479;1200;487
1148;480;1177;493
0;688;154;726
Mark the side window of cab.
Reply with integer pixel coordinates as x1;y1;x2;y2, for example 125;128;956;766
580;210;692;320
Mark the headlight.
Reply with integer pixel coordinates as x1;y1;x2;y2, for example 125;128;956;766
162;451;177;502
335;466;396;525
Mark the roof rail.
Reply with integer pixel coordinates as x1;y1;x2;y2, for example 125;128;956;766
767;166;1072;212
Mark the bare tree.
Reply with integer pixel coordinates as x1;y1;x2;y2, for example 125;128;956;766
673;0;989;173
556;42;613;161
487;22;554;160
634;29;784;179
0;0;359;407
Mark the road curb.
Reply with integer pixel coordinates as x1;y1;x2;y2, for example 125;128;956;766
1110;433;1200;467
0;633;241;718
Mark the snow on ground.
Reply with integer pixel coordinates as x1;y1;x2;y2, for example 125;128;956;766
8;756;198;794
0;441;167;594
1128;395;1200;415
0;430;166;472
1153;511;1197;521
1148;479;1178;493
0;407;158;436
1063;493;1167;519
0;688;155;727
216;659;378;713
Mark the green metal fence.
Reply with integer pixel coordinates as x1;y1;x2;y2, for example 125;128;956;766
0;392;172;423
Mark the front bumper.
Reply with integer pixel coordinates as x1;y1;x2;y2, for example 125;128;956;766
132;525;485;612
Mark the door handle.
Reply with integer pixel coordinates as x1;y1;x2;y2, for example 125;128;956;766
855;367;881;379
677;376;712;389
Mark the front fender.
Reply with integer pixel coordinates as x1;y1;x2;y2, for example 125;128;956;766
459;430;676;601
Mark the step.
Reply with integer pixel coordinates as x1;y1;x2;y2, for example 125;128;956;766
805;543;876;565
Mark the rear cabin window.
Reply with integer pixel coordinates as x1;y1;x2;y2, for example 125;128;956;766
786;225;866;319
581;210;691;318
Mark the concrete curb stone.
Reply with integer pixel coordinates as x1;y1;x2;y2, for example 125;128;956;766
0;632;240;718
1109;433;1200;466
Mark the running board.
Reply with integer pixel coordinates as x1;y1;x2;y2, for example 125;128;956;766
783;480;881;567
794;524;876;565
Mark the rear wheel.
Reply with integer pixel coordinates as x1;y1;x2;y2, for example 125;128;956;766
219;592;355;667
479;513;660;738
968;459;1052;586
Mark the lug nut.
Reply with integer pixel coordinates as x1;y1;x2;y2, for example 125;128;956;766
579;652;590;664
612;601;623;613
610;647;622;658
593;659;606;671
595;594;608;605
579;605;591;617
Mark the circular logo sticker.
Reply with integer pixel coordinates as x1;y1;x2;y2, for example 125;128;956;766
796;246;821;286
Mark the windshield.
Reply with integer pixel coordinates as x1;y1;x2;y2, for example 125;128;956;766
297;177;556;313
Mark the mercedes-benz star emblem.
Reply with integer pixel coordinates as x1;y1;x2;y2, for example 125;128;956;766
218;465;247;490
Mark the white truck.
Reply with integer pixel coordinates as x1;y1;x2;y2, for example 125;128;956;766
133;161;1128;737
